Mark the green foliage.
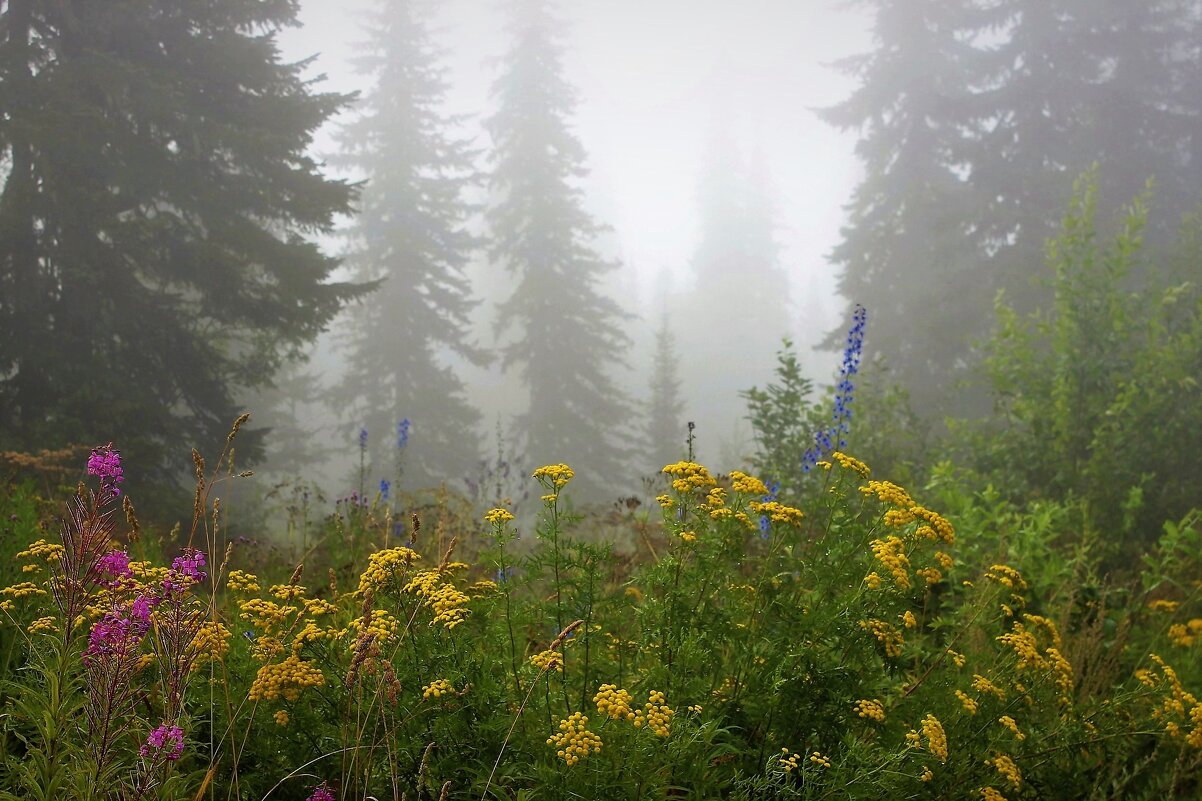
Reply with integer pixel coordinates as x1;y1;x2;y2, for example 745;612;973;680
741;339;814;495
965;171;1202;555
0;0;363;498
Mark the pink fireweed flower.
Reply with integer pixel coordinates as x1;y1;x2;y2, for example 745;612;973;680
97;549;132;585
162;548;207;595
87;443;124;497
140;722;185;761
84;603;150;664
307;783;336;801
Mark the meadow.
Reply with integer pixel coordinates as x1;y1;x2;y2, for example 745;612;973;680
1;412;1201;799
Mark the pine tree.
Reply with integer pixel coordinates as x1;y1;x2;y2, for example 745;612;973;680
679;128;791;458
826;0;1202;419
0;0;358;490
333;0;485;487
821;0;993;417
486;0;632;500
644;311;686;475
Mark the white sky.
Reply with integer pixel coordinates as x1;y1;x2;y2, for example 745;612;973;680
279;0;870;343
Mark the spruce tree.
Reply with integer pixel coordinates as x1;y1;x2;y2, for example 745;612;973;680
680;128;791;457
0;0;358;490
644;311;686;475
820;0;992;417
333;0;485;487
486;0;632;501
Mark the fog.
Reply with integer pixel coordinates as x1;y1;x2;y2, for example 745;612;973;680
267;0;869;494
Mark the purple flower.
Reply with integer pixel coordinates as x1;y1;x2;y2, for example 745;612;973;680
804;305;866;471
358;427;369;450
97;549;132;584
87;443;124;497
84;604;150;663
397;418;411;450
307;783;336;801
131;594;154;623
140;722;185;761
169;548;207;583
379;479;390;501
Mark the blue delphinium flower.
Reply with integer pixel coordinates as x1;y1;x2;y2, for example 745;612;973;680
379;479;390;501
804;304;866;471
358;427;369;450
397;419;411;450
759;480;781;537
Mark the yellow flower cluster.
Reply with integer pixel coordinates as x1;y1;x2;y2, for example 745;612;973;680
1168;619;1202;647
274;710;289;727
530;648;563;673
594;684;635;721
990;754;1022;789
921;714;948;762
27;616;58;634
357;547;419;595
832;451;870;477
405;569;470;629
855;698;886;722
678;530;697;543
533;463;575;490
347;609;399;644
729;470;769;496
704;487;726;508
870;536;911;590
17;539;64;564
1144;654;1202;746
1;582;46;599
998;715;1025;740
750;501;804;526
191;620;232;668
547;712;602;765
633;690;674;737
973;674;1006;700
239;598;297;634
226;570;260;593
248;654;325;702
662;461;716;493
864;572;882;590
915;567;942;586
484;507;515;525
655;494;674;509
934;551;954;571
423;679;454;700
860;480;914;509
985;565;1028;591
997;617;1074;703
303;598;338;616
956;690;978;714
809;751;832;768
292;620;333;649
780;749;802;772
270;584;306;601
910;506;955;544
1148;599;1180;613
980;788;1007;801
902;611;917;629
860;618;904;657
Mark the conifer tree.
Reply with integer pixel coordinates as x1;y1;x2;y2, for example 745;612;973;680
486;0;632;500
0;0;358;488
644;311;686;475
333;0;485;487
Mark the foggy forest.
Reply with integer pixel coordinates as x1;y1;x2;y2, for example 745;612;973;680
1;1;1202;799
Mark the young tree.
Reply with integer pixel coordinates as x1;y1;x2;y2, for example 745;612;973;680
644;310;686;475
333;0;486;487
0;0;359;491
486;0;632;500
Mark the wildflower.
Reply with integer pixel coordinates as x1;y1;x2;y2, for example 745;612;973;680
270;583;307;601
423;679;454;700
356;547;419;594
910;506;955;544
679;530;697;543
998;716;1025;740
934;551;954;571
274;710;290;727
1148;599;1180;613
140;722;185;761
1169;623;1196;648
547;712;602;765
655;494;674;509
870;536;910;589
532;463;574;490
594;684;636;721
864;572;883;590
484;507;515;525
861;618;904;657
980;789;1007;801
780;749;802;772
248;654;325;702
972;674;1006;700
854;698;886;722
633;690;674;737
308;783;336;801
990;755;1022;789
87;443;124;497
832;451;871;477
730;470;769;496
986;565;1028;591
921;714;948;762
915;567;942;585
955;690;978;714
902;610;917;629
96;549;133;585
27;616;58;634
662;461;716;493
750;501;804;526
358;427;368;450
16;539;65;564
860;479;914;511
397;418;411;449
921;767;934;782
191;620;232;668
530;649;563;672
167;548;207;590
803;305;865;471
379;479;390;501
809;751;832;767
405;569;470;629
